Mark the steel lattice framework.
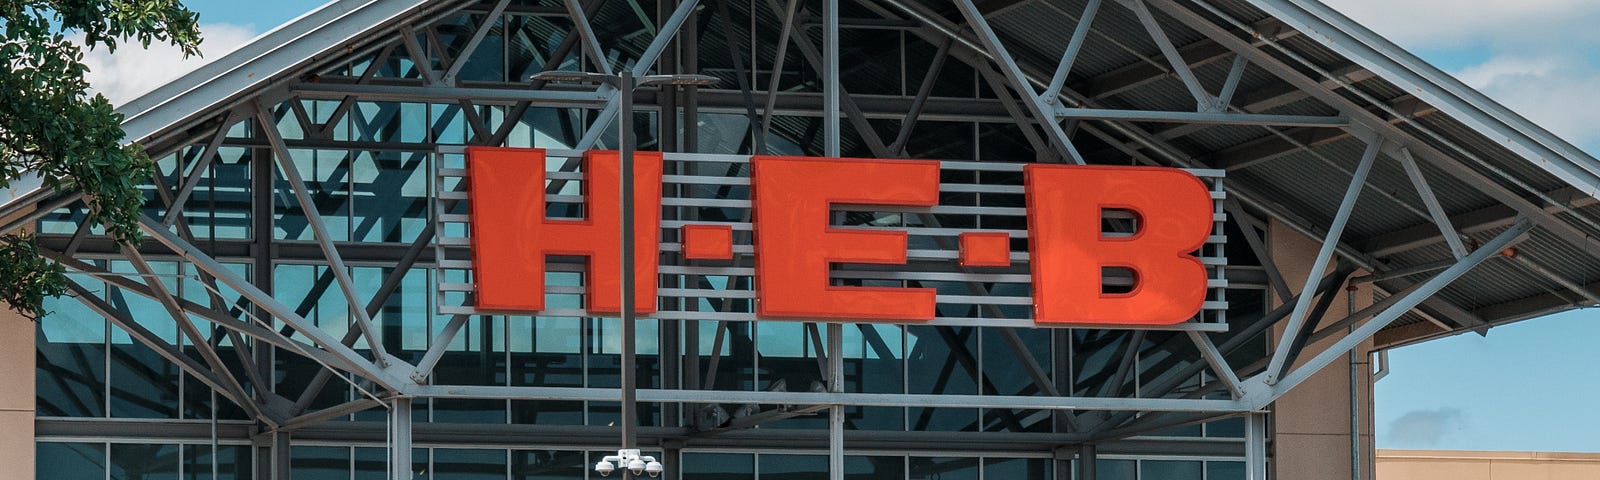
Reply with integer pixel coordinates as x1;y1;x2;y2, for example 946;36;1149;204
8;0;1600;478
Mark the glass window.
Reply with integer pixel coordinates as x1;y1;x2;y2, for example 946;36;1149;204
910;456;977;480
760;454;826;480
351;150;429;243
1142;460;1202;480
1207;461;1246;480
37;292;107;417
183;444;253;480
846;456;903;480
907;326;978;431
292;446;351;480
38;442;106;479
107;260;182;419
512;449;587;480
111;443;179;480
984;457;1051;479
434;448;508;480
1091;459;1135;480
681;453;752;480
433;315;509;424
512;316;584;425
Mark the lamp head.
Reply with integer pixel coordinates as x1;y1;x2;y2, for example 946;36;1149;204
638;73;720;87
531;70;613;84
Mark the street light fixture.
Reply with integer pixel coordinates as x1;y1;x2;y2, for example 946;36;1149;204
533;69;718;480
593;450;664;478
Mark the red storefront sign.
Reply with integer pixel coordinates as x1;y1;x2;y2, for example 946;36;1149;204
465;147;1217;327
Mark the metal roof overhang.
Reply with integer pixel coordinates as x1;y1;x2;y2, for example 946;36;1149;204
52;0;1600;349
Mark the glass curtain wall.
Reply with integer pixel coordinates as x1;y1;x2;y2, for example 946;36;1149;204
33;0;1271;478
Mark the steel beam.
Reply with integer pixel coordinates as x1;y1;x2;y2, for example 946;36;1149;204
408;385;1254;412
1123;0;1213;107
122;247;275;425
253;102;395;370
1264;137;1379;385
757;0;801;153
281;398;386;431
824;0;840;157
295;225;438;413
1151;0;1600;259
1358;185;1598;258
65;279;257;420
1227;200;1292;300
1238;0;1600;193
1244;219;1533;407
444;0;512;85
162;110;240;225
1186;331;1243;398
1038;0;1102;103
138;216;408;391
1054;107;1346;127
1213;55;1249;111
950;0;1085;164
889;36;953;154
1396;147;1468;259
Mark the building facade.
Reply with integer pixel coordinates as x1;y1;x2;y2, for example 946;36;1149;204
7;0;1600;479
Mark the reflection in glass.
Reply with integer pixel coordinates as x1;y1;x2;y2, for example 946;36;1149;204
681;453;752;480
760;454;826;480
38;442;106;479
111;442;179;480
513;449;587;480
292;446;350;480
1143;459;1203;480
37;293;107;417
182;444;253;480
434;448;508;480
846;456;903;480
1092;459;1136;480
910;456;977;480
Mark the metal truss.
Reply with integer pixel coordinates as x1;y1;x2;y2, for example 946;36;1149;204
16;0;1600;478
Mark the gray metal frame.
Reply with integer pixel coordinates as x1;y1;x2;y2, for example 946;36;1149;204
18;0;1600;478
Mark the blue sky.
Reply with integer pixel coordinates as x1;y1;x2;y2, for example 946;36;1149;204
81;0;1600;453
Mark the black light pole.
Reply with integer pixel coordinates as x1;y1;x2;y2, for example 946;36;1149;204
532;70;717;479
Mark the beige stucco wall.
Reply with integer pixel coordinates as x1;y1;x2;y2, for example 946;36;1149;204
1268;220;1376;480
0;208;36;479
1377;450;1600;480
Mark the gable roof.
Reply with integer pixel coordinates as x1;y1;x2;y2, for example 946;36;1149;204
85;0;1600;347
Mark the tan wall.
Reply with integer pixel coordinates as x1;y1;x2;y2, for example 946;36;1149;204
0;209;36;479
1268;220;1376;480
1377;450;1600;480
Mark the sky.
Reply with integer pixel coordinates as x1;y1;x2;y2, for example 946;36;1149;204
75;0;1600;453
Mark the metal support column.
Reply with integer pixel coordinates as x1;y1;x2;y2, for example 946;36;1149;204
1247;413;1268;480
1078;443;1096;480
828;323;845;480
823;0;840;157
620;71;641;460
273;430;291;480
392;397;414;480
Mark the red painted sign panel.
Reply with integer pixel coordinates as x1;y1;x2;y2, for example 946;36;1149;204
463;147;1219;327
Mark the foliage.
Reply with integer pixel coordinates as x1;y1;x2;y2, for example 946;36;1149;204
0;0;202;319
0;233;66;320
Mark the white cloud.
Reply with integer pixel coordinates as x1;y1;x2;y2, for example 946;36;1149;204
1318;0;1600;149
1384;407;1468;448
1320;0;1600;50
78;23;259;105
1451;54;1600;147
